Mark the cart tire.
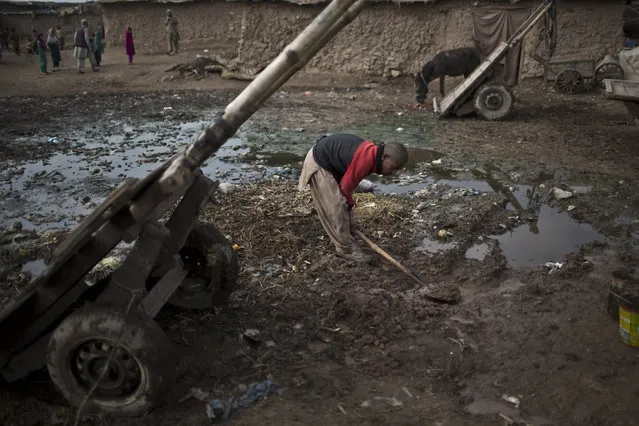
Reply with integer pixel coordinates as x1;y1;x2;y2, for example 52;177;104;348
168;223;239;310
595;63;624;88
473;83;514;121
46;307;176;417
555;69;583;94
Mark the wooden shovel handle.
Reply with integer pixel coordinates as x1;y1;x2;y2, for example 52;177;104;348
355;230;458;304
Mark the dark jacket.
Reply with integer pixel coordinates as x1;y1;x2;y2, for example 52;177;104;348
312;133;383;207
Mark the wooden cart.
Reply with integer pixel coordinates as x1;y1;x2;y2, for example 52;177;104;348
0;0;375;418
537;56;596;94
434;0;556;120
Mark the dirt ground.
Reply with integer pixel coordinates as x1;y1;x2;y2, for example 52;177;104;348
1;48;639;426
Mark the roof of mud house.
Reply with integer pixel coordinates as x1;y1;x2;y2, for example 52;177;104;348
0;1;94;16
96;0;526;6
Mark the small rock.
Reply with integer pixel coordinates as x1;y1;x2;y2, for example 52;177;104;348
567;205;576;211
416;202;428;211
11;221;23;232
500;394;521;408
357;179;376;192
414;188;431;197
390;69;401;78
91;168;100;175
551;187;573;200
218;182;237;195
396;127;405;132
82;196;91;204
431;158;443;165
242;328;261;343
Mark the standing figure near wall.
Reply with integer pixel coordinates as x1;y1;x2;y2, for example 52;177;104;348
47;28;61;71
1;26;9;51
73;19;99;73
57;25;65;51
10;28;19;55
125;27;135;64
93;30;104;66
35;32;49;74
165;9;180;55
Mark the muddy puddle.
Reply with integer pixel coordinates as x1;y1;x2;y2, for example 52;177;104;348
0;117;443;231
21;259;47;276
0;117;310;230
0;115;607;272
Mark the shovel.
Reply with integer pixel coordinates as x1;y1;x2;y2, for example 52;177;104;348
355;230;460;304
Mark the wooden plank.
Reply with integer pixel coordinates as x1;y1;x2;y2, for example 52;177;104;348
142;258;188;319
603;79;639;101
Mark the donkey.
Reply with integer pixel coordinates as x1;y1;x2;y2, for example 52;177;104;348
412;47;482;103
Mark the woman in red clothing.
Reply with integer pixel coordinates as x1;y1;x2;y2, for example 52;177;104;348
125;27;135;64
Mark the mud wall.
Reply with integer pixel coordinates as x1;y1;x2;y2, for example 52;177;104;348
101;0;625;78
0;11;102;42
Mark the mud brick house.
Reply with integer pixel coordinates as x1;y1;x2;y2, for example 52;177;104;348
94;0;625;77
0;1;102;40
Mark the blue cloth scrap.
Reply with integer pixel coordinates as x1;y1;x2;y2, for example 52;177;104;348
206;380;280;421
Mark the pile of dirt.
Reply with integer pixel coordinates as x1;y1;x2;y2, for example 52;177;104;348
165;53;265;81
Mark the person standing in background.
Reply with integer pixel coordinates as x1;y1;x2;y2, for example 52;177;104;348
73;19;98;73
0;26;9;51
57;25;65;51
165;10;180;55
125;26;135;64
93;29;104;66
10;28;20;55
47;28;61;71
35;32;48;74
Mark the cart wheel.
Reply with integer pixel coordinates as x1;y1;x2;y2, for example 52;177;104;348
473;83;514;121
555;69;583;94
168;223;239;310
595;63;624;88
46;307;176;417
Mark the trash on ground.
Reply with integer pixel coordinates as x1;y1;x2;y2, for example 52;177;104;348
373;396;404;407
567;205;576;211
357;179;376;193
304;90;313;96
500;394;521;408
544;261;563;274
206;380;281;421
396;127;405;132
438;229;451;238
431;158;443;165
242;328;261;344
218;182;237;195
180;387;211;402
551;187;573;200
99;257;121;269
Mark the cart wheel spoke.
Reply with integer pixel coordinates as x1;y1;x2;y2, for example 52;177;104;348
555;69;583;94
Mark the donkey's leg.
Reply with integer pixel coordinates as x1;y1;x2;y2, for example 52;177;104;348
440;75;446;97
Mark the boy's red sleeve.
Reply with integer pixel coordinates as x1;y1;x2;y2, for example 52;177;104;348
339;142;377;208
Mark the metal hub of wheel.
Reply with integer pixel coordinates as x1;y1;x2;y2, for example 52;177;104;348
485;93;504;110
177;245;214;295
71;339;141;398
